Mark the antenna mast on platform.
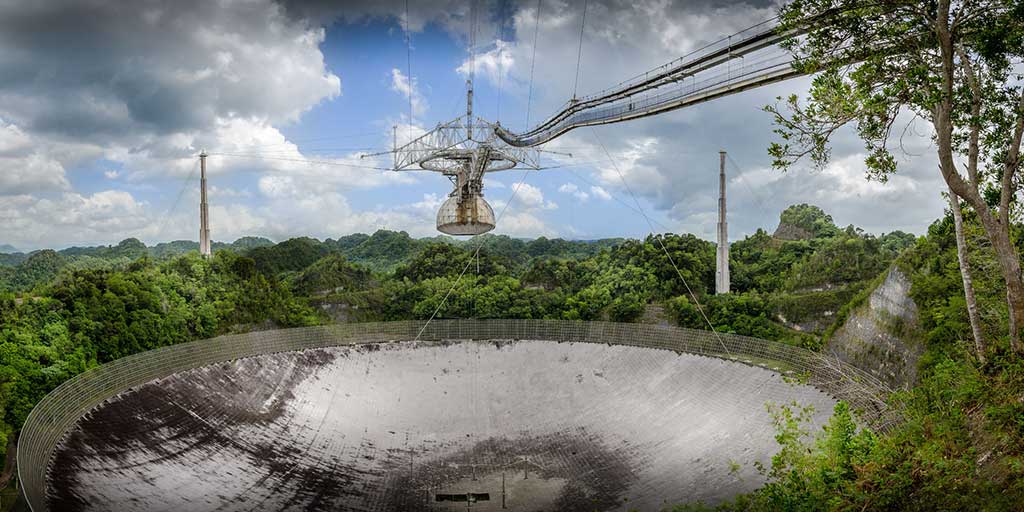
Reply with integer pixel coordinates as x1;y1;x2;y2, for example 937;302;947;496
199;150;211;258
361;85;557;236
716;150;729;294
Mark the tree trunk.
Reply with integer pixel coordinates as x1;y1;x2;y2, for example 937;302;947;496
987;223;1024;354
934;88;1024;354
945;173;1024;355
948;186;986;361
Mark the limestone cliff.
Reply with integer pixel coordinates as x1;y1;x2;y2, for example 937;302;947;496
772;222;814;241
824;266;924;390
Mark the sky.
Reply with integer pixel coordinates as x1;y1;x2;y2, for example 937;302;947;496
0;0;949;251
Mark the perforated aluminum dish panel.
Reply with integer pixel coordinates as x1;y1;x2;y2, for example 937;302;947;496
19;321;896;512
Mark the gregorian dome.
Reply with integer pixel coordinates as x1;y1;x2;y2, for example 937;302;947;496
436;193;496;235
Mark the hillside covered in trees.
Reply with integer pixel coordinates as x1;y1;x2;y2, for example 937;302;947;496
0;205;903;458
672;211;1024;511
1;203;1022;510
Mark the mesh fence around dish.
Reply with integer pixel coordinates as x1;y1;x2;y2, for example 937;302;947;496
17;319;898;512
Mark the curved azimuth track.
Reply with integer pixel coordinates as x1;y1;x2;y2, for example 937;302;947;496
19;321;898;512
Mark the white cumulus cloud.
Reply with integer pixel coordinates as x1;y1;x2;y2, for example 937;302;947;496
390;68;429;118
559;182;590;201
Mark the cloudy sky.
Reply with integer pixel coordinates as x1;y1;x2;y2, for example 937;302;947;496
0;0;947;250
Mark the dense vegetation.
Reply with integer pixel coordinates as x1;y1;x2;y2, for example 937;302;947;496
669;212;1024;511
0;251;320;466
5;202;1022;510
0;205;912;471
673;1;1024;508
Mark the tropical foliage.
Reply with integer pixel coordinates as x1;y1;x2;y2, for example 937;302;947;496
0;204;914;469
4;200;1022;509
669;211;1024;511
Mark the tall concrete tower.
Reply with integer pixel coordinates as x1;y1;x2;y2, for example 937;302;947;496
715;150;730;294
199;150;211;258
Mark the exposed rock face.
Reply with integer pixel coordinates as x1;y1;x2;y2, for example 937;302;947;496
776;309;834;334
773;285;861;335
772;222;813;241
825;267;923;390
640;303;671;326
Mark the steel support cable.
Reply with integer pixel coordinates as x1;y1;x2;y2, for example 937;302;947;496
469;0;477;90
155;157;199;241
227;146;384;155
208;152;392;171
530;159;610;170
506;23;791;141
724;153;775;226
405;0;414;141
525;0;541;130
498;26;907;147
496;4;505;123
589;127;733;359
497;2;902;147
414;165;537;342
560;166;677;233
498;49;799;146
571;0;588;100
219;131;389;152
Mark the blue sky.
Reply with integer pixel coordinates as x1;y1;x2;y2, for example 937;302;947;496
0;0;947;250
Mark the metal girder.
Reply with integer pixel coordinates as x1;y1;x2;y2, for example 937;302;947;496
496;57;804;147
489;8;882;148
492;4;907;147
507;20;794;143
366;113;543;174
360;82;552;235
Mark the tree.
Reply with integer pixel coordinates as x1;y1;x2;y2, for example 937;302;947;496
394;243;506;282
948;187;987;361
766;0;1024;351
289;254;371;296
778;203;840;239
247;237;329;275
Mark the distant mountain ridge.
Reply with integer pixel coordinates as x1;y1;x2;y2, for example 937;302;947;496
252;230;625;274
0;230;625;292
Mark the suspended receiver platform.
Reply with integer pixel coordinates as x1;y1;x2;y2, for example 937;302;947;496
364;81;562;236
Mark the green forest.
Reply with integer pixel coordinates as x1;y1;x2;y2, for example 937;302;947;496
5;199;1023;509
2;0;1023;510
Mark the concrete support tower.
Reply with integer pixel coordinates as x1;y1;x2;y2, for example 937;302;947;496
715;150;730;294
199;150;211;258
